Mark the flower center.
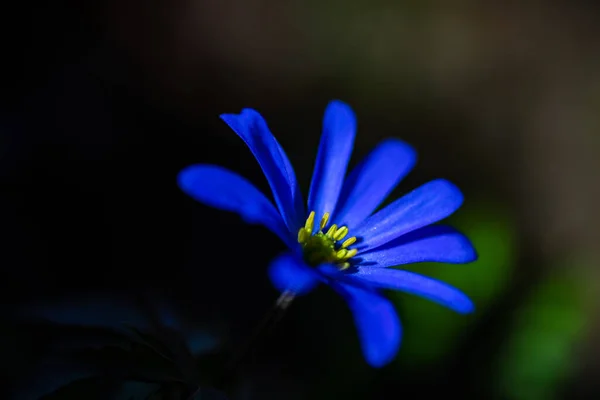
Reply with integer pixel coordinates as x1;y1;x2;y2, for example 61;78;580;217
297;211;357;270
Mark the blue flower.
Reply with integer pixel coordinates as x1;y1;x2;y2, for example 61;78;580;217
178;100;477;367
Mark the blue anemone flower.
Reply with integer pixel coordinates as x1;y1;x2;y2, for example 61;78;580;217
178;100;477;367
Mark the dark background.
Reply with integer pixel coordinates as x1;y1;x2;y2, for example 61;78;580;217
2;1;600;399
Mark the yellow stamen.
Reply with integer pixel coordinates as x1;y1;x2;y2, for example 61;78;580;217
297;227;308;244
325;224;338;238
319;212;330;230
333;226;348;241
297;212;358;269
304;211;315;232
336;248;348;259
344;248;357;259
341;236;356;248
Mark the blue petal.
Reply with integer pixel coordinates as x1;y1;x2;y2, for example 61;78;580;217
352;179;464;251
178;164;294;247
358;225;477;267
307;100;357;229
333;138;416;229
221;109;305;231
347;266;474;314
268;253;320;295
334;283;402;368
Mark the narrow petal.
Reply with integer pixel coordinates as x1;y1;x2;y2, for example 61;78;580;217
347;266;474;314
178;164;294;247
307;100;357;229
268;253;320;295
333;138;417;229
221;109;305;231
358;225;477;267
333;283;402;368
352;179;464;251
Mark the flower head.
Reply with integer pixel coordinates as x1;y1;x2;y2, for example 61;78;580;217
178;101;477;367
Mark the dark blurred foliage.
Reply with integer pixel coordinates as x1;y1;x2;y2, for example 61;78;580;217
1;1;600;399
6;293;227;399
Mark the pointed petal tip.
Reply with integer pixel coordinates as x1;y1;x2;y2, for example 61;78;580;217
219;107;261;121
433;178;465;207
357;225;478;267
218;106;305;231
219;111;238;124
177;164;202;192
353;178;467;250
463;237;479;264
219;108;266;137
348;267;475;315
379;137;418;157
456;296;475;314
367;351;397;368
308;99;358;220
176;164;294;245
443;227;478;264
324;100;357;125
364;323;402;368
387;139;418;169
446;288;475;315
327;99;353;109
332;137;418;228
335;283;402;368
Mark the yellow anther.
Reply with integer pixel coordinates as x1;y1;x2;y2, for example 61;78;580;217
298;211;358;268
333;226;348;241
319;212;330;230
344;248;357;259
341;236;356;248
325;224;338;238
304;211;315;232
336;248;348;259
297;227;308;244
